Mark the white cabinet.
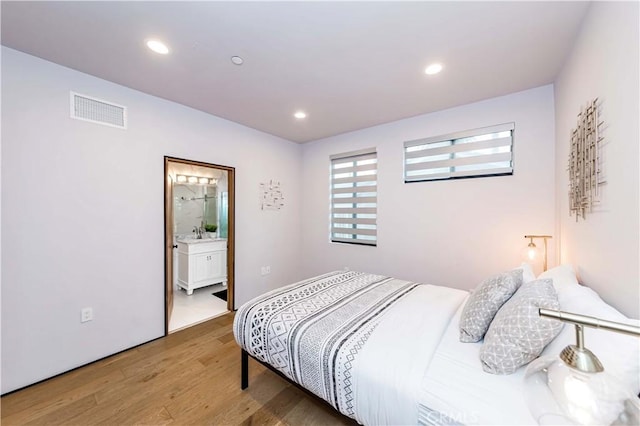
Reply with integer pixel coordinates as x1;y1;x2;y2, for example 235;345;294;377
177;239;227;295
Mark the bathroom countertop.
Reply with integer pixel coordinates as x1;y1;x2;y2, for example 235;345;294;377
176;237;227;244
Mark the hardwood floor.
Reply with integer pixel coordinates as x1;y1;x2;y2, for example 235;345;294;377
1;313;354;425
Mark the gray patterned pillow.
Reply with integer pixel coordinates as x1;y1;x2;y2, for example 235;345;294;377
480;279;563;375
459;269;523;343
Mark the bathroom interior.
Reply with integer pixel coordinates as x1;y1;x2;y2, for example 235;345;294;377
167;161;230;333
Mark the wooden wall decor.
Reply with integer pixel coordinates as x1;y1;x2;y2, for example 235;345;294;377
568;98;605;221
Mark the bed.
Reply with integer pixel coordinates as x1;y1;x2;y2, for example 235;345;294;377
233;268;640;425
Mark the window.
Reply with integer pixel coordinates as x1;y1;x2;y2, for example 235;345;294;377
330;148;377;246
404;123;514;182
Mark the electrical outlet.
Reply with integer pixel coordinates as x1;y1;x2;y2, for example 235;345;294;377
81;307;93;323
261;266;271;276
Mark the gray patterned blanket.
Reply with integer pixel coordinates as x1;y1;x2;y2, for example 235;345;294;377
233;270;420;419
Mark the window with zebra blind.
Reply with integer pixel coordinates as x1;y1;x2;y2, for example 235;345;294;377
330;148;377;246
404;123;514;182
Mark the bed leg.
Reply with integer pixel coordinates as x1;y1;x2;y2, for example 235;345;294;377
241;349;248;390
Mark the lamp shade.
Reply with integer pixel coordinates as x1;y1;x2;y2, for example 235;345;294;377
525;355;640;425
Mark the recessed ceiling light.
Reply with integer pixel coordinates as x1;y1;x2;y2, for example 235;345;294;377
425;63;443;75
146;39;170;55
231;56;244;65
294;111;307;119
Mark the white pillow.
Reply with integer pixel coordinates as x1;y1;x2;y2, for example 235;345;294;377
537;264;580;307
541;283;640;395
514;262;536;284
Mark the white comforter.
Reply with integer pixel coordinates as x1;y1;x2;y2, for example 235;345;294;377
352;283;468;425
418;298;539;425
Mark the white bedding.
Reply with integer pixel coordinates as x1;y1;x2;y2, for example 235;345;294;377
236;269;639;425
419;296;538;425
237;270;606;425
353;283;468;425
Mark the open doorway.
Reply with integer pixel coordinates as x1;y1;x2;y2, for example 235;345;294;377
164;156;235;334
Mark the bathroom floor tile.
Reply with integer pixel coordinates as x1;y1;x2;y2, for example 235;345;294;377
169;285;228;333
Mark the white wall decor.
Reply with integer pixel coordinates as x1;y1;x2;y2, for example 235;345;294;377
568;99;605;221
260;179;285;210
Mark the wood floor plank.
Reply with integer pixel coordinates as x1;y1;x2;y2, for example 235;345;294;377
162;342;251;422
196;369;290;425
1;369;124;424
284;392;356;426
1;312;355;426
132;406;174;426
119;335;221;379
21;394;97;426
217;330;236;344
239;385;303;425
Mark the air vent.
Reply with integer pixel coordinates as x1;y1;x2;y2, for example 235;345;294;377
70;92;127;129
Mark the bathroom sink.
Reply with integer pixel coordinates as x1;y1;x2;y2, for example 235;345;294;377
177;237;223;244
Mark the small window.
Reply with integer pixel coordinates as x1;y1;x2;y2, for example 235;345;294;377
404;123;514;182
330;148;377;246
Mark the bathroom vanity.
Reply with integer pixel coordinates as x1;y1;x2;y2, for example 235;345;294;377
176;238;227;295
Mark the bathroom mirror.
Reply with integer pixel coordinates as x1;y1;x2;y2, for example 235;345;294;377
174;184;218;235
168;163;228;238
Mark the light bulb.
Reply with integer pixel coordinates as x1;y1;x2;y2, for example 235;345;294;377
523;241;541;263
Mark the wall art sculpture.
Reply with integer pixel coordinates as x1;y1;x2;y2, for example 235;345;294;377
568;98;605;221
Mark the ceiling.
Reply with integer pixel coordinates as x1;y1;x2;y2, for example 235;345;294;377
1;1;590;143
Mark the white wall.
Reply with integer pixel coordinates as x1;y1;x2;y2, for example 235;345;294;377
554;2;639;318
301;85;556;290
0;47;303;393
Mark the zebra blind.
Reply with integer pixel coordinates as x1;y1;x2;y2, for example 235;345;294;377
330;148;377;246
404;123;514;182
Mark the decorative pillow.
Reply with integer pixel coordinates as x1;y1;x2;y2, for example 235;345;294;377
459;269;523;343
480;279;563;375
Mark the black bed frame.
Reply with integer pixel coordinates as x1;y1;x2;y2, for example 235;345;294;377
241;349;249;389
242;348;312;391
240;349;359;424
240;348;315;394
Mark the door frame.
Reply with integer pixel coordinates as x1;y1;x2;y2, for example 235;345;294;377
164;156;236;335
